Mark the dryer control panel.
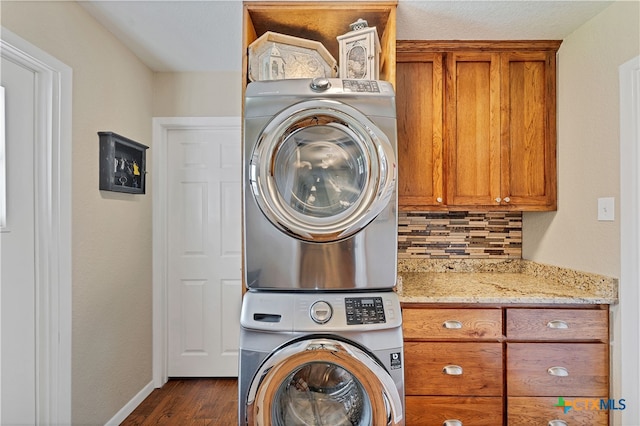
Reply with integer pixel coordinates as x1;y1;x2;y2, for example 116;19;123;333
345;297;386;325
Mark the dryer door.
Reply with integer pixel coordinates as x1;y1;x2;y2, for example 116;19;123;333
249;99;396;242
245;338;403;426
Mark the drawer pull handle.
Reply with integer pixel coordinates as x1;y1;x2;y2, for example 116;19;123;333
548;421;568;426
442;320;463;329
547;366;569;377
547;320;569;329
443;365;463;375
443;420;462;426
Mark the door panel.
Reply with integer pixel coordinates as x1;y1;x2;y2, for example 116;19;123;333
396;53;444;208
446;52;501;206
501;51;557;208
0;56;37;425
167;126;241;377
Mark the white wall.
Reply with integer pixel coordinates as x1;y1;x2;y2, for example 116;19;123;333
2;2;155;424
153;71;242;117
523;0;640;279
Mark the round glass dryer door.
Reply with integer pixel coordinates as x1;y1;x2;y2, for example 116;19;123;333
250;99;396;242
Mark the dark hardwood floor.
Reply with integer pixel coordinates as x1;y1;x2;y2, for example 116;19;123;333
121;378;238;425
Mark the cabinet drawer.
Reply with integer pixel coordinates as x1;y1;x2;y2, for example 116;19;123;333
507;343;608;396
403;308;502;340
508;397;609;425
506;308;608;341
406;396;503;425
405;342;503;396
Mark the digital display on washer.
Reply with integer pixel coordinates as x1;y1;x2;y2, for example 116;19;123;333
342;80;380;93
345;297;386;325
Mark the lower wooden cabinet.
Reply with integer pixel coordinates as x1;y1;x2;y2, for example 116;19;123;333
507;343;609;397
507;397;609;425
402;304;610;425
405;396;503;425
404;342;503;396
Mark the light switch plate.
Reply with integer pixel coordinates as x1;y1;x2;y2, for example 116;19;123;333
598;197;615;221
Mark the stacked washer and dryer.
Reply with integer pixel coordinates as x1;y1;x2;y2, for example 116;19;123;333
239;78;404;425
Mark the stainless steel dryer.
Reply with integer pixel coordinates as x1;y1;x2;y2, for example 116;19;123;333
238;290;404;425
243;78;398;291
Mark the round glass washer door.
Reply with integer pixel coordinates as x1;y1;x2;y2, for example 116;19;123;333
249;99;396;242
246;338;403;426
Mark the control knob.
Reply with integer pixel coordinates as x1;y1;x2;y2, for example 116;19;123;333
310;301;333;324
310;77;331;92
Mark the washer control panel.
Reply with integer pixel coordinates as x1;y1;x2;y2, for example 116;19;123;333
345;297;386;325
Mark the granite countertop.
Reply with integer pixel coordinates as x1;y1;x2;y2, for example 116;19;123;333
396;259;618;305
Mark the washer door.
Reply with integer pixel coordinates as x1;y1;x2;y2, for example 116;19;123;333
246;338;403;426
249;99;396;242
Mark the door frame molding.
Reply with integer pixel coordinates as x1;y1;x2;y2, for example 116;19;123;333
151;116;241;387
619;54;640;423
0;28;72;424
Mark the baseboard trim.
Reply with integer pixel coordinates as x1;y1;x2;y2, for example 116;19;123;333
105;381;155;425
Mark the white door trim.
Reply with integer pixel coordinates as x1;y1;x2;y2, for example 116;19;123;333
619;54;640;423
0;28;72;425
152;116;241;387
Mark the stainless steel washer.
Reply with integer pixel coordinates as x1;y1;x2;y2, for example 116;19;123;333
238;290;405;425
243;78;398;291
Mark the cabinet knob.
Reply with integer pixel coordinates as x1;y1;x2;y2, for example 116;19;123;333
442;320;463;329
546;320;569;329
548;421;568;426
443;420;463;426
547;366;569;377
495;197;502;203
442;365;463;375
436;197;443;203
504;197;511;203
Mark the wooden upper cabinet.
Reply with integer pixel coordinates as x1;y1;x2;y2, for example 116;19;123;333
396;41;561;211
396;52;444;207
501;51;557;209
446;52;502;207
242;1;398;90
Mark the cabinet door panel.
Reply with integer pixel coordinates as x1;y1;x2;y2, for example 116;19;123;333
501;51;557;209
403;308;502;340
507;343;608;397
406;396;503;425
508;397;609;425
506;308;608;341
404;342;503;396
396;53;444;208
446;52;501;206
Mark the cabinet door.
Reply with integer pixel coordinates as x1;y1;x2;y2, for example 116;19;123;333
406;396;503;425
506;308;608;342
507;343;608;397
396;53;444;208
404;342;503;396
508;397;609;425
403;308;502;341
501;51;557;210
446;52;501;206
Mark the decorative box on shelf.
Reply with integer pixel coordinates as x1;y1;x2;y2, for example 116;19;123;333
248;31;338;81
98;131;148;194
337;18;381;80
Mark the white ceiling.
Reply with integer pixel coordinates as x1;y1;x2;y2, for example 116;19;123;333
78;0;614;72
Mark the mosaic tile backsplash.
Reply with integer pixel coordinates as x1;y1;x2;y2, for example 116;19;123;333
398;211;523;259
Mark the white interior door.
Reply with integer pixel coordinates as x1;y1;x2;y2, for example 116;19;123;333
0;53;37;426
166;123;242;377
